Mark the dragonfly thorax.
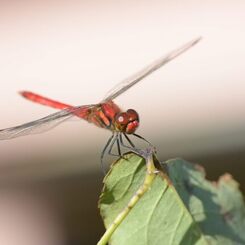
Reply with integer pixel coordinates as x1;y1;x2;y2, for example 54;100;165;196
114;109;139;134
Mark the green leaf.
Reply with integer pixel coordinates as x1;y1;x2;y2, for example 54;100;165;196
98;153;245;245
167;158;245;244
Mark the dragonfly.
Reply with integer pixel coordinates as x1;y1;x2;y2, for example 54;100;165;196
0;37;201;169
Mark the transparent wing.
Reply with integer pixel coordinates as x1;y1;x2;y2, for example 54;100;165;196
0;105;94;140
103;37;201;102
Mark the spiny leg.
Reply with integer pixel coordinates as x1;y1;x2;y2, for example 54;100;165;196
132;133;153;146
102;133;154;171
123;133;135;148
114;133;131;160
132;133;156;153
118;133;138;152
118;134;132;150
101;133;116;174
119;133;155;155
108;133;121;157
116;136;122;156
118;134;127;148
107;134;129;162
119;134;128;149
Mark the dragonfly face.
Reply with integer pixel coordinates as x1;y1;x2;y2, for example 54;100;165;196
98;102;139;134
114;109;139;134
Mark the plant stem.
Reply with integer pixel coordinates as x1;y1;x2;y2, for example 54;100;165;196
97;149;157;245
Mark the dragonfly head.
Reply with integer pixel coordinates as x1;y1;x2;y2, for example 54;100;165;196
114;109;139;134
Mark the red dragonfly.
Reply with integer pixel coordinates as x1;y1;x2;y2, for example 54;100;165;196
0;37;201;168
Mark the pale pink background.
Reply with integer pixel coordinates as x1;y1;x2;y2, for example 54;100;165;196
0;1;244;244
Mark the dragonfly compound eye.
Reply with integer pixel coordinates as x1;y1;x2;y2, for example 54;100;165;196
114;112;130;132
115;112;129;125
126;109;139;122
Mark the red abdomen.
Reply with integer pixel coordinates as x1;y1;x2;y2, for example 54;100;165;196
20;91;71;109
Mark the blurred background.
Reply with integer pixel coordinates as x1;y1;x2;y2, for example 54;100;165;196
0;0;245;244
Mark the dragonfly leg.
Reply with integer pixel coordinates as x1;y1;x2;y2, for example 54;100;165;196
123;133;135;148
107;133;121;157
101;133;116;174
119;133;156;156
132;133;156;154
118;133;132;149
118;133;138;152
119;134;127;148
118;134;146;157
132;133;153;146
116;136;122;156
